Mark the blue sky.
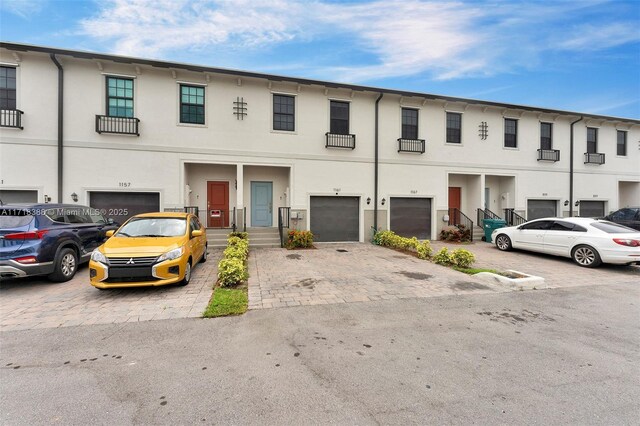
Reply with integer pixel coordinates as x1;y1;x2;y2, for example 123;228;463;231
1;0;639;118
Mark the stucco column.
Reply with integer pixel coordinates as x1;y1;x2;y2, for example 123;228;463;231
479;174;486;211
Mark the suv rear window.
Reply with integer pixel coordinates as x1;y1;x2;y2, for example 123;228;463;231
590;221;637;234
0;209;34;228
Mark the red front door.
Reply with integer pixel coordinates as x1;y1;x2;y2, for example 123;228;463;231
207;181;229;228
448;186;461;225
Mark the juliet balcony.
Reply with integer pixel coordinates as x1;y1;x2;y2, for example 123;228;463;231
325;132;356;149
584;152;605;165
0;109;23;129
537;149;560;162
398;138;425;154
95;115;140;136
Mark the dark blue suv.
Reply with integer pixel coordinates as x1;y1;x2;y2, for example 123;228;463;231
0;204;118;282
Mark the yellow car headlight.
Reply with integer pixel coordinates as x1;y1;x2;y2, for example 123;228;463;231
156;247;184;263
91;250;108;264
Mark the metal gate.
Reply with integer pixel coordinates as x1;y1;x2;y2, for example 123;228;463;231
310;196;359;242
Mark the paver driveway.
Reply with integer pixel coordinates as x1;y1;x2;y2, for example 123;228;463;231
248;243;506;309
0;250;219;331
248;242;640;310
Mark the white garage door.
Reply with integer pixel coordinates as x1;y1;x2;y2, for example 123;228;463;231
527;200;557;220
310;196;359;242
89;191;160;225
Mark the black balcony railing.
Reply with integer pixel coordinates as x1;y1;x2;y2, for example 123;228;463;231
477;208;501;228
326;132;356;149
398;138;425;153
0;109;24;129
584;152;605;165
537;149;560;162
96;115;140;136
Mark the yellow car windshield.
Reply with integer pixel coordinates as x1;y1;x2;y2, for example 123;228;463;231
116;218;187;238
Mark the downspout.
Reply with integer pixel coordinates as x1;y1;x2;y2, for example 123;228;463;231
569;116;583;217
373;93;383;234
50;54;63;203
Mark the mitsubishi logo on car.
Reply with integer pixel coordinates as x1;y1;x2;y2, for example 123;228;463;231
126;258;135;265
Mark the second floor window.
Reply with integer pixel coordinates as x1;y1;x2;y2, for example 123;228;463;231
0;66;17;110
180;85;205;124
617;130;627;156
540;122;553;150
401;108;418;139
330;100;350;134
504;118;518;148
107;76;134;118
587;127;598;153
446;112;461;144
273;94;295;131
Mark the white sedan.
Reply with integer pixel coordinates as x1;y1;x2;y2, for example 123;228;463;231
491;217;640;268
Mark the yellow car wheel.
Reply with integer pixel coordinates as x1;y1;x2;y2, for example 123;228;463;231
178;259;192;286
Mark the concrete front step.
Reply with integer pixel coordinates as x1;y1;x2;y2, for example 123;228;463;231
206;227;282;248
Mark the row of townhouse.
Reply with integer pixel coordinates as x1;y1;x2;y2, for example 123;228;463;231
0;42;639;242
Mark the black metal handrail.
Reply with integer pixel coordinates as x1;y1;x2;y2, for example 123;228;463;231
448;208;474;242
537;149;560;162
243;207;247;232
0;109;24;129
477;208;501;228
232;207;237;232
504;208;527;226
96;115;140;136
184;206;199;216
584;152;605;165
278;207;291;248
326;132;356;149
397;138;425;153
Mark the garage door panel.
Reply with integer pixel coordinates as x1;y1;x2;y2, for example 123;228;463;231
527;200;557;221
390;197;431;239
89;192;160;224
579;201;605;218
0;190;38;204
310;196;359;242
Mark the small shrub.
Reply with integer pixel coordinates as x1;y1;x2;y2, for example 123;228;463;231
433;247;452;265
227;236;247;246
229;231;249;240
373;230;396;246
439;225;471;242
416;241;433;260
286;230;314;249
450;249;476;268
217;257;248;287
223;244;248;261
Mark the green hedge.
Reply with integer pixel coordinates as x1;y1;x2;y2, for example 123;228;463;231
373;230;433;260
217;233;250;287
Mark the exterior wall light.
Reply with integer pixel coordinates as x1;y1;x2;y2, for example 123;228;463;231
71;193;78;202
564;200;569;206
381;198;386;206
575;200;580;207
366;197;371;205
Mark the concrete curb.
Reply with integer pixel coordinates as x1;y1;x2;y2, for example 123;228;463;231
474;269;546;290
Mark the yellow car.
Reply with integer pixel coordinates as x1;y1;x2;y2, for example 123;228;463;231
89;212;207;289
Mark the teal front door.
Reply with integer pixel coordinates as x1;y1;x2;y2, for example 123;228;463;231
251;181;273;227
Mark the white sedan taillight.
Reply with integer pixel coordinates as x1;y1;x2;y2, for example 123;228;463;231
613;238;640;247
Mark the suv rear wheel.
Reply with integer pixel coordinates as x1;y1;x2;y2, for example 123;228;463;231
49;248;78;282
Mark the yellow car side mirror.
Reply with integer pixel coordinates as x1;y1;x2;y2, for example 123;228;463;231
191;230;203;237
105;230;115;237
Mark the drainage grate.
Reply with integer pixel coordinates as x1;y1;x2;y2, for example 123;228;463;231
336;249;349;253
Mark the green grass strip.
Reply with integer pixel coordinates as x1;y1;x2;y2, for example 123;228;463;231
452;266;503;275
203;287;248;318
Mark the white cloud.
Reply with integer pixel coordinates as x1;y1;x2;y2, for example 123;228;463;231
1;0;46;19
79;0;640;81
